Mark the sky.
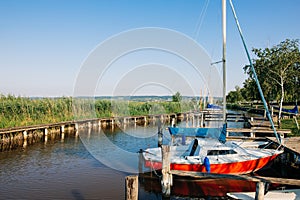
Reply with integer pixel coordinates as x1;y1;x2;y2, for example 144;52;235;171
0;0;299;97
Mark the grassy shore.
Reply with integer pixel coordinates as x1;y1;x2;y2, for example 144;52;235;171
0;95;195;129
281;118;300;136
228;103;300;136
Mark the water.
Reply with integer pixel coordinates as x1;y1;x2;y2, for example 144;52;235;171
0;116;297;199
0;123;176;200
0;134;126;199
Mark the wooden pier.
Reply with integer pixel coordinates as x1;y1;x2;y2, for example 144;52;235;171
0;112;186;151
227;127;291;138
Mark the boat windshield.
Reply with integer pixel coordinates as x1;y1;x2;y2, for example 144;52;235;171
207;149;237;156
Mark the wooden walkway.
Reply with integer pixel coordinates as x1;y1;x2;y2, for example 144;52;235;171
283;137;300;152
171;170;300;186
227;127;291;137
268;136;300;155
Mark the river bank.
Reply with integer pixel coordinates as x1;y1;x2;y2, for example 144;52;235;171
0;95;195;128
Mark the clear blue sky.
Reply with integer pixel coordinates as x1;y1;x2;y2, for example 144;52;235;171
0;0;299;97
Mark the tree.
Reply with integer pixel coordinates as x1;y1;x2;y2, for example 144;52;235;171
226;86;244;103
241;79;260;101
244;39;300;126
172;92;182;102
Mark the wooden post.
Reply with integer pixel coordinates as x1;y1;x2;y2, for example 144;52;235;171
250;129;254;138
75;123;79;131
186;113;189;127
125;175;138;200
255;181;265;200
171;117;175;127
158;120;163;147
61;125;65;133
294;116;299;130
271;106;274;117
44;128;48;143
192;114;195;127
111;118;114;126
23;130;28;147
161;145;172;197
23;130;28;140
134;117;137;124
280;133;285;145
200;112;204;127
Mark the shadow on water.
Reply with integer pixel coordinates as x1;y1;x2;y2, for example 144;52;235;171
71;189;85;200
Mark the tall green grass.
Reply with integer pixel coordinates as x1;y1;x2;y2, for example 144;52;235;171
281;118;300;136
0;95;195;129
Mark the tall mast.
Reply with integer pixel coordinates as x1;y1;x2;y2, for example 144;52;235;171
222;0;227;123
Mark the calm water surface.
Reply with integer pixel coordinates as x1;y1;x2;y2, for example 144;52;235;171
0;124;174;200
0;115;281;200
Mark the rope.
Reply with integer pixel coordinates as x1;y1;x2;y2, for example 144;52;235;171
228;0;281;145
149;159;162;178
194;0;210;41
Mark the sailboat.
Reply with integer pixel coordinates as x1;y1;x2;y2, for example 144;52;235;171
142;0;283;175
143;125;282;174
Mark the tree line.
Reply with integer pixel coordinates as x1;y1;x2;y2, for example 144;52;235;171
226;39;300;123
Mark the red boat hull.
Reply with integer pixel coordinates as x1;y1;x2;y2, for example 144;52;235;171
144;153;280;174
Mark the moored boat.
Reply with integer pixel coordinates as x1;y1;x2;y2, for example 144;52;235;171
143;135;283;174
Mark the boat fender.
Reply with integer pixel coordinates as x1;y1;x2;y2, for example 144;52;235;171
204;157;210;173
181;135;186;145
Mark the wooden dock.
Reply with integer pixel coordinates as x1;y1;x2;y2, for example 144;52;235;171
0;112;186;151
170;170;300;186
282;137;300;153
227;127;291;138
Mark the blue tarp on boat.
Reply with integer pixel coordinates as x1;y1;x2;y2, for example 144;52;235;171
272;105;298;114
207;104;222;109
168;123;227;143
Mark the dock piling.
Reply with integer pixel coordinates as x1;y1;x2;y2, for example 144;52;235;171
161;145;172;197
171;117;175;127
157;120;163;147
75;123;79;132
125;175;138;200
23;130;27;140
23;130;28;147
61;125;65;133
255;181;265;200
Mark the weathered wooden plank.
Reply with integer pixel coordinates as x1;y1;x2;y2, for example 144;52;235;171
268;137;300;159
161;145;172;197
227;128;291;134
255;181;265;200
125;175;138;200
170;170;300;186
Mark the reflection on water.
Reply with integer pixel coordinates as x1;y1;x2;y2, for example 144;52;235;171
79;125;172;174
0;119;297;199
0;132;126;199
0;124;175;199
